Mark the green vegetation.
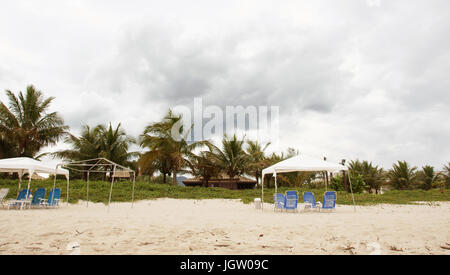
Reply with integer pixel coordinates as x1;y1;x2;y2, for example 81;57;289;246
1;179;449;206
139;110;209;185
246;140;272;185
388;161;417;190
417;165;439;190
348;160;384;193
54;123;137;167
331;173;367;194
445;163;450;189
0;85;68;159
1;86;449;209
207;133;250;179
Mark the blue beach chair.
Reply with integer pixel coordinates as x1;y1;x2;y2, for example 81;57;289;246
31;188;46;208
284;191;299;212
41;188;61;208
302;191;320;211
7;189;32;210
274;193;285;212
321;191;337;212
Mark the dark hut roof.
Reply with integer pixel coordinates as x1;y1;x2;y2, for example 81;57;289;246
183;175;256;183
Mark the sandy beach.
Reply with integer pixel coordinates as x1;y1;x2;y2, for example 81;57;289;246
1;199;449;255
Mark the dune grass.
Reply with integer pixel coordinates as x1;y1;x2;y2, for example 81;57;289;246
1;179;449;206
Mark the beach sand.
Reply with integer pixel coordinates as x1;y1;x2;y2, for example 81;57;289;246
1;199;449;255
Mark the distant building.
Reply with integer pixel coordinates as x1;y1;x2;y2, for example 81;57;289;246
112;170;131;180
182;174;256;190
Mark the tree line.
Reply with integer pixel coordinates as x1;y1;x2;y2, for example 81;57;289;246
1;86;449;192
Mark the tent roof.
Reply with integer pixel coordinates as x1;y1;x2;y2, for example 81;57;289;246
0;157;69;177
262;154;347;176
60;158;134;173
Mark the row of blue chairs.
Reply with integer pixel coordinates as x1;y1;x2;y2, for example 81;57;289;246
274;191;337;212
7;188;61;210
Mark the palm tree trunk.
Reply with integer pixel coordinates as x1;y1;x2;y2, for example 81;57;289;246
342;171;348;191
173;170;177;186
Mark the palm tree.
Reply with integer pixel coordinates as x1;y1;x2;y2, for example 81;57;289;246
207;134;250;179
246;140;271;185
53;125;101;180
0;137;16;159
96;123;137;167
137;150;172;183
444;163;450;189
349;160;385;194
263;148;299;187
388;161;417;190
417;165;438;190
0;85;68;158
185;151;220;187
266;147;299;164
54;123;136;180
140;110;208;185
54;125;100;161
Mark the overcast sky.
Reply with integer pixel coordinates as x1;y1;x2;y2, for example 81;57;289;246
1;0;449;169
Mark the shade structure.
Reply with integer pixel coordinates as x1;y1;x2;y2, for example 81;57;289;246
261;154;355;211
0;157;69;177
0;157;70;201
58;158;136;211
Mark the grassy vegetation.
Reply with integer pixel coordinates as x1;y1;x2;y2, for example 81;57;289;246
1;179;449;206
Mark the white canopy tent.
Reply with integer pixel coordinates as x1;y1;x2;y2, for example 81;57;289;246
261;155;356;211
0;157;70;201
58;158;136;211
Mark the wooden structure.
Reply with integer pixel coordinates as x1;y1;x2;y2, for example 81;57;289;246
183;175;256;190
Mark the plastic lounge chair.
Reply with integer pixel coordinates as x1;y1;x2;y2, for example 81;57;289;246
0;188;9;208
30;188;46;208
302;191;320;211
321;191;337;212
7;189;32;210
274;193;285;212
284;190;299;212
41;188;61;208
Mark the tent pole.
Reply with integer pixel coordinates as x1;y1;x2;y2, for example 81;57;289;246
131;172;136;208
261;175;264;211
18;170;23;196
26;170;32;196
274;173;277;194
324;171;327;192
86;172;90;207
347;171;356;212
51;169;57;205
274;173;277;211
25;173;32;210
108;165;116;212
66;175;70;206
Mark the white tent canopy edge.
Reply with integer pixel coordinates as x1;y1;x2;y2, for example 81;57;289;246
0;157;69;200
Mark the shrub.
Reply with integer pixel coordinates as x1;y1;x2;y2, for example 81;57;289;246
331;174;367;193
388;161;417;190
